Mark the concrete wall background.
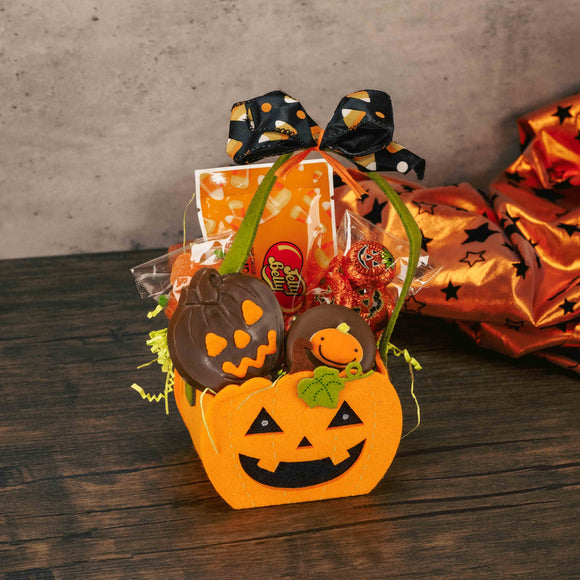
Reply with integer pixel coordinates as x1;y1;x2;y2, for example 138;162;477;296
1;0;578;259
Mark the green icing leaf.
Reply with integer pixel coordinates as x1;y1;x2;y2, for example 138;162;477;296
297;366;346;409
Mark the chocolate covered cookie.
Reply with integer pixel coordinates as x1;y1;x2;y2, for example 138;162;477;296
168;267;285;392
286;304;376;373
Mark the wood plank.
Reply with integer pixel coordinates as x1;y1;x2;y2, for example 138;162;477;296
0;251;578;578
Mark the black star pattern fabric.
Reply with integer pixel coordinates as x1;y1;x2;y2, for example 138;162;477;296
405;295;426;314
552;105;573;124
546;277;580;303
531;187;565;203
553;177;573;189
503;222;523;239
502;240;517;253
413;201;437;215
506;319;525;331
333;93;580;373
559;299;576;315
504;211;520;224
459;250;486;267
462;222;500;244
441;281;461;301
557;223;580;237
505;171;525;183
527;238;538;250
512;260;529;279
363;198;387;225
420;230;433;252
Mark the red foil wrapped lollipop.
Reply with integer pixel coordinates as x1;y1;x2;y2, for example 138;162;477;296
325;255;362;309
356;286;396;331
325;241;397;331
343;241;396;288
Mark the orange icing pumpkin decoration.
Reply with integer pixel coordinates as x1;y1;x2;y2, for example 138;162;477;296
174;355;402;508
285;303;377;373
308;325;363;368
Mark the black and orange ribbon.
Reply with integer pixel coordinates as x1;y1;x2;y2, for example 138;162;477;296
220;90;424;363
226;89;425;179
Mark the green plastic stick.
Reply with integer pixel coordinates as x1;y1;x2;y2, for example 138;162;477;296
219;153;293;275
368;172;422;363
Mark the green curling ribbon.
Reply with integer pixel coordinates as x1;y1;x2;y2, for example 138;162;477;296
343;361;374;381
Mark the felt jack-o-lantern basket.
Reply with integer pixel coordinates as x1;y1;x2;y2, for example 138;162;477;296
173;363;402;509
133;90;425;509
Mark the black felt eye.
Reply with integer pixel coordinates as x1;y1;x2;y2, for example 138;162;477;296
246;408;283;435
327;401;363;428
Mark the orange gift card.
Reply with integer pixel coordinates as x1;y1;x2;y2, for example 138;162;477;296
195;159;337;316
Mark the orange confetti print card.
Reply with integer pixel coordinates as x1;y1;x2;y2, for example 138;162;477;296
195;159;337;316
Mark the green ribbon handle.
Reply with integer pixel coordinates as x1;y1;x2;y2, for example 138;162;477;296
369;172;422;362
218;153;293;276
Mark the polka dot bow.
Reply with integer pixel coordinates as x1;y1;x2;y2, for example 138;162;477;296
226;90;425;179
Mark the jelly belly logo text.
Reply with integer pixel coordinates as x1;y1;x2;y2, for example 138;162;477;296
261;242;306;314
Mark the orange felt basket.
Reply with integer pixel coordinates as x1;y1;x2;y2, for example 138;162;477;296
174;362;402;509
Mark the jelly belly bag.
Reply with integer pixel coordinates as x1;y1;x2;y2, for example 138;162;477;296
195;159;336;318
134;90;426;509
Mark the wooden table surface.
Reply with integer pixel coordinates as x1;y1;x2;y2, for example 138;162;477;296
1;250;578;579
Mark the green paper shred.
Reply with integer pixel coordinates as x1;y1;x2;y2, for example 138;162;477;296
146;294;169;318
184;382;196;406
132;327;175;414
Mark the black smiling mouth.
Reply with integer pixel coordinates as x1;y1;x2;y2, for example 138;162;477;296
316;345;357;367
238;440;366;488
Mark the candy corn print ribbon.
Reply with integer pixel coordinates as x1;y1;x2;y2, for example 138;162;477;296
220;90;425;363
227;90;425;178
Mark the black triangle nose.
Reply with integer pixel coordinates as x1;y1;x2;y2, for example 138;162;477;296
297;436;312;448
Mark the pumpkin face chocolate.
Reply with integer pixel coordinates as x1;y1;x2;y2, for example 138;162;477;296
168;267;285;392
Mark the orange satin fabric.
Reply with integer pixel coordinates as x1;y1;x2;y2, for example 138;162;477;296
335;94;580;372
